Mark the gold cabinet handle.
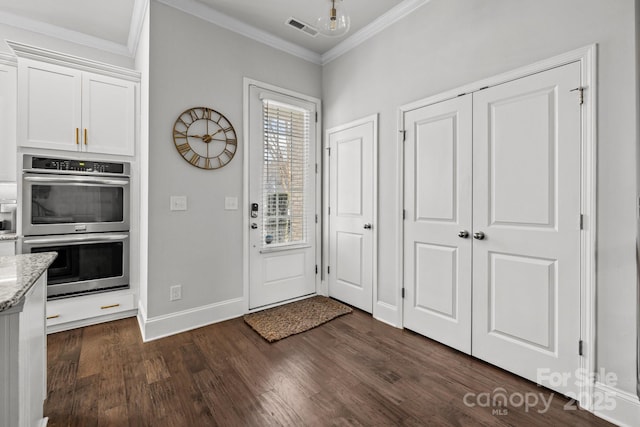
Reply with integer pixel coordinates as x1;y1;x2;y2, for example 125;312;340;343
101;303;120;310
84;128;87;145
75;128;79;145
46;314;60;319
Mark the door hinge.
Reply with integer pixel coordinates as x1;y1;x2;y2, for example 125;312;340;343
328;206;331;215
315;163;318;174
315;265;318;274
580;214;584;230
401;288;405;299
327;266;330;274
403;209;406;220
327;147;331;156
400;130;406;142
315;111;318;122
315;214;318;223
578;340;584;356
570;87;584;105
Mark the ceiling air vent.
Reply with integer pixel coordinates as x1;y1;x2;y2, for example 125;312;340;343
286;17;318;37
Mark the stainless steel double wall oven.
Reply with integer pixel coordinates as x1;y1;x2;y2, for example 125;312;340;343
20;155;130;299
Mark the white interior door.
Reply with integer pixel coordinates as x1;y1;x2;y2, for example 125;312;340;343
403;95;473;354
248;85;318;309
328;117;376;313
472;62;582;396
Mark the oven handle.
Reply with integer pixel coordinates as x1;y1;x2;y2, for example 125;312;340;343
23;234;129;245
23;175;129;186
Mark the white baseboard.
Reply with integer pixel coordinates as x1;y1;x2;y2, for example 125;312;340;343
138;297;244;342
592;382;640;426
373;301;401;328
318;280;328;297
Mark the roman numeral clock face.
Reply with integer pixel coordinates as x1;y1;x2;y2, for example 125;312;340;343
173;107;238;169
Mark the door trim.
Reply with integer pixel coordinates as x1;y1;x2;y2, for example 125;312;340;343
323;114;378;313
396;44;597;408
242;77;322;313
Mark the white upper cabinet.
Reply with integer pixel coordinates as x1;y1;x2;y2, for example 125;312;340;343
9;42;139;157
18;60;135;156
81;72;135;156
18;60;82;152
0;62;17;181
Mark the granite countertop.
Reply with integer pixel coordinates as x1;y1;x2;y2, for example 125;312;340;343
0;233;17;241
0;252;57;312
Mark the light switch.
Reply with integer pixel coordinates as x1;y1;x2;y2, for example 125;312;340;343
225;196;238;210
170;196;187;211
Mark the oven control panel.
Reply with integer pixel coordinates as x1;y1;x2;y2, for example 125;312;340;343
27;156;127;175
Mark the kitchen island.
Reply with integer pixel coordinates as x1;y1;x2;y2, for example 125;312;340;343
0;252;56;427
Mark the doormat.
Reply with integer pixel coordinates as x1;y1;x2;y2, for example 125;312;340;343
244;296;352;342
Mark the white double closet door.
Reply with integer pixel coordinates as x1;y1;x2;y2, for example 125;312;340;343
403;62;582;396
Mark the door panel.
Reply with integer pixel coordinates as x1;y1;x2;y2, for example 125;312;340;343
415;115;458;222
414;243;457;319
490;89;556;227
248;85;317;309
329;119;375;313
472;62;581;396
403;95;472;354
20;61;81;151
489;253;555;351
82;73;135;156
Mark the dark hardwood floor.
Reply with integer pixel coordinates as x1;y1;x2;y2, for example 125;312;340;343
45;307;612;426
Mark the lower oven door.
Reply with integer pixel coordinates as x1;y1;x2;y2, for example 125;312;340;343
20;232;130;300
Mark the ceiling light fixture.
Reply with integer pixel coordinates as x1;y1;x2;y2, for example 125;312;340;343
316;0;350;37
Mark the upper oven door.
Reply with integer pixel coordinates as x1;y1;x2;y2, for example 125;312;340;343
22;173;130;236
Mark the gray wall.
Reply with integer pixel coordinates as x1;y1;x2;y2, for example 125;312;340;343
322;0;638;394
146;1;322;317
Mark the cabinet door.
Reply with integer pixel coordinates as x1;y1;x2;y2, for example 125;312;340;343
18;60;82;151
82;72;135;156
0;241;15;256
0;64;17;181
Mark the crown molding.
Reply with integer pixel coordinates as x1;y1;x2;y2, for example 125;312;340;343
6;40;140;81
321;0;431;65
0;0;425;66
0;10;132;58
0;51;17;67
127;0;150;57
155;0;323;65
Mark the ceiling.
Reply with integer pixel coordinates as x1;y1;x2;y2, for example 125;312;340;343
196;0;403;54
0;0;427;64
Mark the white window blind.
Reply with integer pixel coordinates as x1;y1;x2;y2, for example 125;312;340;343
261;99;310;248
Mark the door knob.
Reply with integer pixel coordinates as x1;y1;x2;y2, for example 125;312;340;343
458;230;469;238
364;223;373;230
251;223;258;229
473;231;485;240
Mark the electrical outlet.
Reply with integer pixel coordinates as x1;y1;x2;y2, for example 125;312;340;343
170;196;187;211
170;285;182;301
225;196;238;210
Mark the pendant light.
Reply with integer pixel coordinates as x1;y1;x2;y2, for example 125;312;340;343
316;0;350;37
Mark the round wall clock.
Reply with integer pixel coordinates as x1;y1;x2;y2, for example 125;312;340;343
172;107;238;169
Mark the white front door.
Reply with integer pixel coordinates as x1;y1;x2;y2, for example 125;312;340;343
472;62;582;396
403;95;473;354
328;116;376;313
248;85;318;309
